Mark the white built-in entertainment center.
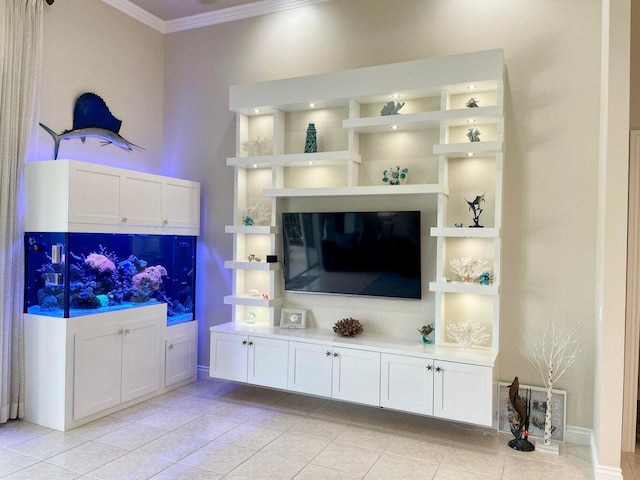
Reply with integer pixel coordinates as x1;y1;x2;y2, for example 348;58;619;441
210;49;504;427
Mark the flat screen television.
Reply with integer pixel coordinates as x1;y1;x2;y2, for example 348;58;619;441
282;211;421;299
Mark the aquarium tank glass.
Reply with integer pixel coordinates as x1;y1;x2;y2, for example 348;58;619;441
24;232;196;325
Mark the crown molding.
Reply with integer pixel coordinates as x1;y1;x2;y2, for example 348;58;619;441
101;0;331;34
101;0;166;33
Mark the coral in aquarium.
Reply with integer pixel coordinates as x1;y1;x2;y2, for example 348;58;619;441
84;253;116;273
132;265;168;302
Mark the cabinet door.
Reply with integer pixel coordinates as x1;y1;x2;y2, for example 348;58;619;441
121;319;161;403
162;179;200;229
165;333;196;387
74;325;122;420
120;172;164;226
248;336;288;389
332;347;380;406
210;332;248;382
433;360;493;426
380;353;433;415
288;341;332;397
68;164;122;225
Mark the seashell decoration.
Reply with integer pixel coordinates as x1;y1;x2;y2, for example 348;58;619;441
333;318;364;337
446;320;490;348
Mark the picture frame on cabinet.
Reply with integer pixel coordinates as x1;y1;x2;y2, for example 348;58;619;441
497;382;566;442
280;308;306;329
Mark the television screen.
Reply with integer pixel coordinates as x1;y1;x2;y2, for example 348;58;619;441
282;211;421;299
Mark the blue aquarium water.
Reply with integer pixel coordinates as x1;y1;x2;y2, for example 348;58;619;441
24;232;196;324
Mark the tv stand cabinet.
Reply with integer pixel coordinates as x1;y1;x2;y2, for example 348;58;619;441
210;322;495;426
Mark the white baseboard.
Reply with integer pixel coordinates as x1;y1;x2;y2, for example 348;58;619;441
197;364;210;379
591;430;623;480
566;425;592;445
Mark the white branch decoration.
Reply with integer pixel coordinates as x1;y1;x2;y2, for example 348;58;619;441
446;320;490;348
449;256;490;283
526;320;582;447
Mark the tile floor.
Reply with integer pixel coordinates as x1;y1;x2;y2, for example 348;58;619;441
0;378;595;479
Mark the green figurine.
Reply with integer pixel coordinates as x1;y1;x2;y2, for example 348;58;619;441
304;122;317;153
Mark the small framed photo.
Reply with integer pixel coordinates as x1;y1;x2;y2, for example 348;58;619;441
280;308;306;329
497;381;567;442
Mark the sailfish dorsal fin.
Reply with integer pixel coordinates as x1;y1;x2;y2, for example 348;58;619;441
72;92;122;133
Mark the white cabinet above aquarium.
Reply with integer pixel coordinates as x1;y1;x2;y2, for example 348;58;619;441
25;160;200;235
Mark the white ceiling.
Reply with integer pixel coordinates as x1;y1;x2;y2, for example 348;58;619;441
102;0;331;33
126;0;258;21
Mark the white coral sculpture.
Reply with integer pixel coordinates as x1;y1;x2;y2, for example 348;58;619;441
446;320;490;348
241;136;272;156
241;203;271;226
449;256;490;283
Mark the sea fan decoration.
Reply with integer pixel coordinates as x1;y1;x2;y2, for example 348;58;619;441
446;320;490;348
241;136;272;156
333;318;364;337
449;256;490;283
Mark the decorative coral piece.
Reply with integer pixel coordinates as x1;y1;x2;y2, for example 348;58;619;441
241;203;271;226
446;320;490;348
333;318;364;337
449;256;491;283
241;136;272;156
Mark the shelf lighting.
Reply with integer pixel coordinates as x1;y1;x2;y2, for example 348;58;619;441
391;93;400;98
253;108;261;114
467;85;477;90
391;125;399;130
309;103;316;108
467;153;474;157
467;119;476;123
252;164;259;168
307;161;315;165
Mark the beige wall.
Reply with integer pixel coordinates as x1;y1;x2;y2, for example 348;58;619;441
34;0;165;173
36;0;621;436
163;0;602;429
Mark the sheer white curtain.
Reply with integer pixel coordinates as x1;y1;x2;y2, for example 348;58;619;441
0;0;43;423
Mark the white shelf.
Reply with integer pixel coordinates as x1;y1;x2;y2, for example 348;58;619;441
429;282;499;296
224;261;281;271
430;227;500;238
263;184;447;198
227;151;360;168
223;295;283;307
225;225;280;234
433;140;502;158
343;106;502;133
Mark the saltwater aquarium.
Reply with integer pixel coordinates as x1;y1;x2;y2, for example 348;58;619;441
25;232;196;325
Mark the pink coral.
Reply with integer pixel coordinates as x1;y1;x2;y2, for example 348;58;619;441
85;253;116;273
132;265;167;292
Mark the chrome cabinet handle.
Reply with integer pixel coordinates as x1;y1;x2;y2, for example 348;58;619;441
435;366;443;373
333;352;339;358
426;365;433;371
326;351;331;356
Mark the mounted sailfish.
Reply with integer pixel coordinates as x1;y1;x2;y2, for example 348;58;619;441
39;92;143;159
